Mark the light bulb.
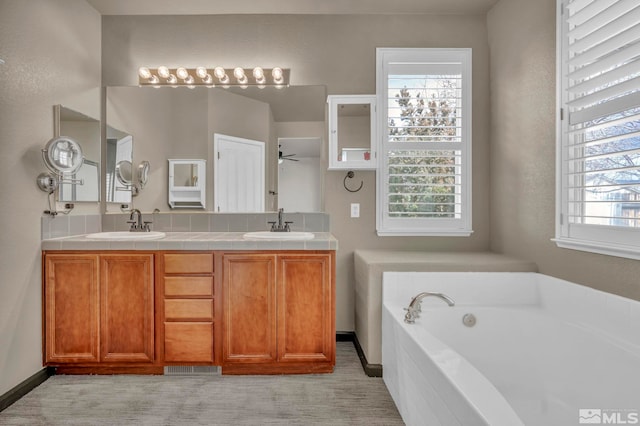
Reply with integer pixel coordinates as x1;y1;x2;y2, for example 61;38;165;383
233;67;245;79
214;67;226;79
167;74;177;85
176;67;189;80
214;67;229;84
233;67;247;84
157;66;170;79
138;67;152;79
196;67;208;79
253;67;265;84
203;74;213;85
272;67;284;83
149;75;159;84
184;75;194;85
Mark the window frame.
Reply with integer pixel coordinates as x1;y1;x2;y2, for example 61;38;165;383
376;48;473;236
554;0;640;260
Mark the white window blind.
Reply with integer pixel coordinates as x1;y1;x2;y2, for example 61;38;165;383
377;48;472;236
556;0;640;258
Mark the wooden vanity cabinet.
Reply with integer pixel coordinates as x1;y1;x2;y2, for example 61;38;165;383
222;251;335;374
43;252;155;369
160;252;216;364
44;249;334;375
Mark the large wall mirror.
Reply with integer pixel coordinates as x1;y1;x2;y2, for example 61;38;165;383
105;85;326;213
56;105;100;202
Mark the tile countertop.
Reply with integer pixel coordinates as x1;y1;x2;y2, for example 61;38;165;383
41;232;338;251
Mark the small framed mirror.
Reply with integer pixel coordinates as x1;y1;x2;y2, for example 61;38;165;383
168;159;206;209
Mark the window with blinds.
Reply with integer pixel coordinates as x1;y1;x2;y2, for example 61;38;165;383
376;48;472;236
556;0;640;258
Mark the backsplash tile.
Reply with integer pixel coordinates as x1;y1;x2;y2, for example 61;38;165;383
171;214;191;232
248;213;272;232
190;214;210;232
42;214;102;240
303;213;330;232
85;215;101;233
42;212;331;240
210;214;230;232
150;213;171;231
227;215;249;232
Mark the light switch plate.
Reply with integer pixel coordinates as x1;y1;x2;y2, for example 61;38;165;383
351;203;360;218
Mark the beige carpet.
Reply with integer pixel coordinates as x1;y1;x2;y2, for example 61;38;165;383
0;342;403;425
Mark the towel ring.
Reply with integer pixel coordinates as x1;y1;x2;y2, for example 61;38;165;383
343;171;363;193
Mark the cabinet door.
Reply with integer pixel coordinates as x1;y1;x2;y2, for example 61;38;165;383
277;254;334;363
222;254;276;364
44;254;100;363
100;254;154;363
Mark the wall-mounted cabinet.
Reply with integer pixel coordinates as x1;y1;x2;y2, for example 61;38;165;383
327;95;377;170
168;159;206;209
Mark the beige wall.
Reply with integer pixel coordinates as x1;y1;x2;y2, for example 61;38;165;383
487;0;640;301
102;14;492;331
0;0;101;395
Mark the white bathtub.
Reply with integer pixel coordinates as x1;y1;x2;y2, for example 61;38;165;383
382;272;640;426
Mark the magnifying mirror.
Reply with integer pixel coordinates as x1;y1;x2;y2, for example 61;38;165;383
37;136;85;194
115;159;133;186
42;136;84;175
137;161;150;189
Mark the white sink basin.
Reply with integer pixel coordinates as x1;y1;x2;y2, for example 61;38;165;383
85;231;166;240
243;231;315;240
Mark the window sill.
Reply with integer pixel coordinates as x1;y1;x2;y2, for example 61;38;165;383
552;237;640;261
377;229;474;237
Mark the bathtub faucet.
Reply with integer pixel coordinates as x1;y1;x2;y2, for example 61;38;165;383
404;292;455;324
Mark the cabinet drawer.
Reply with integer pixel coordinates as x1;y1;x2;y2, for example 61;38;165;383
164;253;213;274
165;299;213;321
164;322;214;363
164;276;213;297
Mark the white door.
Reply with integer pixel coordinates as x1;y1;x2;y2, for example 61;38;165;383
213;133;265;212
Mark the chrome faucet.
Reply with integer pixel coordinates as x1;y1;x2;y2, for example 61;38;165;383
268;208;293;232
404;292;455;324
127;209;152;232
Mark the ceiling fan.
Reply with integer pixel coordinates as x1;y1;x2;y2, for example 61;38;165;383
279;145;298;163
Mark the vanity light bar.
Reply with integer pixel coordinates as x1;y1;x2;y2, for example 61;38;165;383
137;67;290;88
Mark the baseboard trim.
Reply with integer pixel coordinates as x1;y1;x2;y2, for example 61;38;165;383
337;331;382;377
0;367;54;412
336;331;355;342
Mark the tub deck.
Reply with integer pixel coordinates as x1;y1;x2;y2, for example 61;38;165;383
354;251;537;373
